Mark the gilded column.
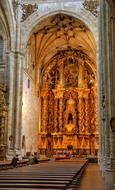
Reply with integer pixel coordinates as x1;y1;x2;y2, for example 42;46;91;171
78;61;84;88
59;97;63;132
43;97;48;132
77;91;83;133
84;90;89;133
53;88;64;132
93;87;99;133
54;97;58;132
41;88;48;132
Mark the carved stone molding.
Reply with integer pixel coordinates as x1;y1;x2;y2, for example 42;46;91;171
21;4;38;22
83;0;99;17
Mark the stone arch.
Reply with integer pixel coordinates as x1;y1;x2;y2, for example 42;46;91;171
0;0;16;51
21;6;98;52
5;0;16;50
21;3;99;158
21;6;98;94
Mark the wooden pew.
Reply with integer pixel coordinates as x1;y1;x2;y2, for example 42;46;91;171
0;159;29;170
0;160;88;189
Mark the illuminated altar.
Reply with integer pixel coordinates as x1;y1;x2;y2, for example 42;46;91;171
39;50;99;157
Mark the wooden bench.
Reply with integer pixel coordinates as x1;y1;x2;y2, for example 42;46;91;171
0;160;88;189
0;159;29;170
0;183;67;189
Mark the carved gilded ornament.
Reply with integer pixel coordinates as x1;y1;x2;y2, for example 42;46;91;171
52;88;64;99
41;88;48;97
39;49;98;156
0;85;8;159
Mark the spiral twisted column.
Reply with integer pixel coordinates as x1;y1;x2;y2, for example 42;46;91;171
54;97;58;132
93;87;99;133
84;89;90;133
53;88;64;132
59;97;63;132
77;90;83;133
41;88;48;132
89;88;95;133
78;61;84;88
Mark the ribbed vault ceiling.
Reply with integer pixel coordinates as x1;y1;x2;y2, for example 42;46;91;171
27;13;96;89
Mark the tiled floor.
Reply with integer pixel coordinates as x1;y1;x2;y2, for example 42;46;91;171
78;164;106;190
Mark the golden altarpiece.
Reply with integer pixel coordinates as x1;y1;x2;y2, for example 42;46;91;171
39;49;99;157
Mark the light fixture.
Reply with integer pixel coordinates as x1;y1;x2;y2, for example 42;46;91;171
83;0;99;17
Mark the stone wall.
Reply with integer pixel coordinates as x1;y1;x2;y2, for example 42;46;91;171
22;72;39;156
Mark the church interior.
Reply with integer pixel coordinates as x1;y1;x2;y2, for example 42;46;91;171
0;0;115;189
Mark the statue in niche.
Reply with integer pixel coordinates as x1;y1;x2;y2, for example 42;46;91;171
68;113;73;124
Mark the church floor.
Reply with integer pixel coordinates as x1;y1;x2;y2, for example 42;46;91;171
78;163;106;190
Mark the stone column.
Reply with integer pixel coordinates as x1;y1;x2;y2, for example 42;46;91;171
99;1;115;188
6;2;23;156
109;3;115;166
14;2;23;153
98;0;110;165
15;53;24;151
6;51;16;153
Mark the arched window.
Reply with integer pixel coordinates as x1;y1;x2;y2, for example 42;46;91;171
0;36;4;60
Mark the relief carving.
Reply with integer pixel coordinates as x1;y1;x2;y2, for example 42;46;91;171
83;0;99;17
21;4;38;22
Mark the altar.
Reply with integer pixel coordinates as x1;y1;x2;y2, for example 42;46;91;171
38;51;99;157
